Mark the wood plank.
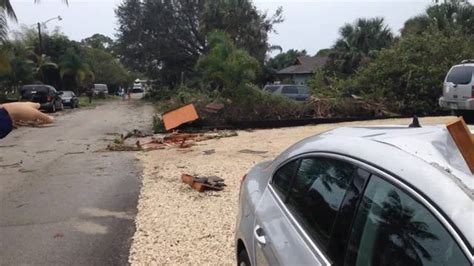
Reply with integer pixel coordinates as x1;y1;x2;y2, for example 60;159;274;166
447;118;474;174
162;104;199;131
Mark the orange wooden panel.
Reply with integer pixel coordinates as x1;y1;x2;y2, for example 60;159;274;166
162;104;199;131
447;118;474;174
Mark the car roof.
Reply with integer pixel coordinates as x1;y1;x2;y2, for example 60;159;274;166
275;124;474;251
22;84;54;89
21;85;55;91
452;63;474;68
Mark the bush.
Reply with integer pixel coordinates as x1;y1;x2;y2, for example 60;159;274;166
335;30;474;115
217;84;310;121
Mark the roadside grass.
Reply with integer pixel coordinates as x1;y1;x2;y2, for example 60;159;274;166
79;95;121;108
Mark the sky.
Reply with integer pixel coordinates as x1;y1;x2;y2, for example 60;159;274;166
9;0;435;55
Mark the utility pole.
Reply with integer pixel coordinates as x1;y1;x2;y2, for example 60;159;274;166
36;16;62;56
37;22;43;55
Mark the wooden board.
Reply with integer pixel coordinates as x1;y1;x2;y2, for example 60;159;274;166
162;104;199;131
447;118;474;174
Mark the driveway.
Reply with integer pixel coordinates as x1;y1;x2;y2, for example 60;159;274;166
0;100;154;265
129;116;457;265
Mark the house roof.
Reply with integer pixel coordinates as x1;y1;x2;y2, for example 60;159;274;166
277;55;328;75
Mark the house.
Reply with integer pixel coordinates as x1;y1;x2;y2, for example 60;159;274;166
276;55;328;85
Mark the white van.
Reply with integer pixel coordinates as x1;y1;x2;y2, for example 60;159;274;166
92;84;108;95
439;60;474;120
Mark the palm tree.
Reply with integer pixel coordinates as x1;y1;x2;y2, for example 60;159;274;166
0;40;35;89
34;53;58;83
60;48;94;91
0;0;68;41
375;190;439;265
327;17;394;76
0;0;16;41
402;0;474;36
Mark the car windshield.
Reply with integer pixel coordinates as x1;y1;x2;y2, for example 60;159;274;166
264;86;279;92
446;66;474;85
61;91;73;97
282;86;299;94
298;86;309;94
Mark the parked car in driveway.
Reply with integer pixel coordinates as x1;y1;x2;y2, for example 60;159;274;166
439;60;474;121
59;90;79;108
129;84;145;99
236;124;473;266
92;84;108;95
263;84;310;101
20;85;63;113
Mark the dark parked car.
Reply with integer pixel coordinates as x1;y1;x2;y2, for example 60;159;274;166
263;84;310;101
20;85;63;113
59;91;79;108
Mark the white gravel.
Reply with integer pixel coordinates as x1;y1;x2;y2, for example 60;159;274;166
129;116;456;265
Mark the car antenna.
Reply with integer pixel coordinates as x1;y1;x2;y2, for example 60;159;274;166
409;115;421;128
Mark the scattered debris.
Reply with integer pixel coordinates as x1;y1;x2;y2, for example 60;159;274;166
64;151;85;155
124;129;151;140
114;136;124;145
105;130;238;152
162;104;199;131
203;103;225;114
53;233;64;239
15;120;57;128
37;150;55;154
106;142;142;152
203;149;215;155
19;169;35;173
238;149;268;155
181;174;226;192
0;144;17;148
0;161;23;168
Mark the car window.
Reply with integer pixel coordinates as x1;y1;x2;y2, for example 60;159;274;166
298;86;309;94
282;86;298;94
446;66;474;85
264;86;280;92
345;175;469;266
272;160;299;197
287;157;356;249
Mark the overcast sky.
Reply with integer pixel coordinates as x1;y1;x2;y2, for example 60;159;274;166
9;0;436;55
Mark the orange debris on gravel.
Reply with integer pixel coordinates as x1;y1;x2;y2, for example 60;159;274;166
162;104;199;131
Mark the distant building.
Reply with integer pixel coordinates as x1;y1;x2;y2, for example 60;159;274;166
276;55;328;85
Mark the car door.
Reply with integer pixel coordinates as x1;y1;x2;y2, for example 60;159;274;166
253;156;368;265
344;174;471;266
281;86;299;100
444;66;474;103
295;86;310;101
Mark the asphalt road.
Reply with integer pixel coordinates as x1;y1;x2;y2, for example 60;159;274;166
0;100;154;265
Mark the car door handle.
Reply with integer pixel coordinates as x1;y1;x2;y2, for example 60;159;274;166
254;225;267;246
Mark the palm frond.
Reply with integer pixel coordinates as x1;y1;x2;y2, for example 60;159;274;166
0;12;7;41
0;0;17;21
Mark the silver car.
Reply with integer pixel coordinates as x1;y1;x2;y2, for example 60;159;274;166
439;60;474;120
235;125;473;265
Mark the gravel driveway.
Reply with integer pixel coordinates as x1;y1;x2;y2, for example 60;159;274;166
129;116;456;265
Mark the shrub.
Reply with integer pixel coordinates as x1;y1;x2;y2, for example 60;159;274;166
336;30;474;115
